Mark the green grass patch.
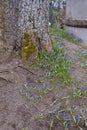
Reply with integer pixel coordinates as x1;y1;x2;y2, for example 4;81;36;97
50;24;81;44
78;51;87;60
36;41;72;85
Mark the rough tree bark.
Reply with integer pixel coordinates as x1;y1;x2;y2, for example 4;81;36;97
0;0;18;62
0;0;52;62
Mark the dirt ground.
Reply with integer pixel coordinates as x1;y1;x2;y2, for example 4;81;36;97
0;40;87;130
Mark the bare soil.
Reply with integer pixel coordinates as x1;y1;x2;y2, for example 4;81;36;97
0;40;87;130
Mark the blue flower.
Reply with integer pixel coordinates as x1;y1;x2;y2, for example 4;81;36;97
76;115;82;124
55;37;62;41
66;124;69;129
61;92;65;97
56;102;62;109
83;87;87;91
41;86;45;91
48;111;53;116
63;112;67;117
82;109;85;113
64;119;69;129
75;49;82;53
71;105;76;110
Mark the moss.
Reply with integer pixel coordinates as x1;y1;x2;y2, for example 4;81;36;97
21;32;37;61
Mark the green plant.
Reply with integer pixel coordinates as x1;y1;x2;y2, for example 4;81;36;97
78;52;87;60
77;52;87;67
73;89;82;99
50;24;81;44
36;113;44;120
24;83;28;88
37;41;72;85
84;90;87;95
50;120;53;130
22;128;27;130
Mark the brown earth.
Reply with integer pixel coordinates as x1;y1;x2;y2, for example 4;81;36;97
0;40;87;130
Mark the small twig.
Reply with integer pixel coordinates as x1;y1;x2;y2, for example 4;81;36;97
0;77;13;83
0;70;10;73
14;65;36;75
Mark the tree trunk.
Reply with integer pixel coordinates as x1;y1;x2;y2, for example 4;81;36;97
0;0;52;62
0;0;18;62
18;0;52;52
